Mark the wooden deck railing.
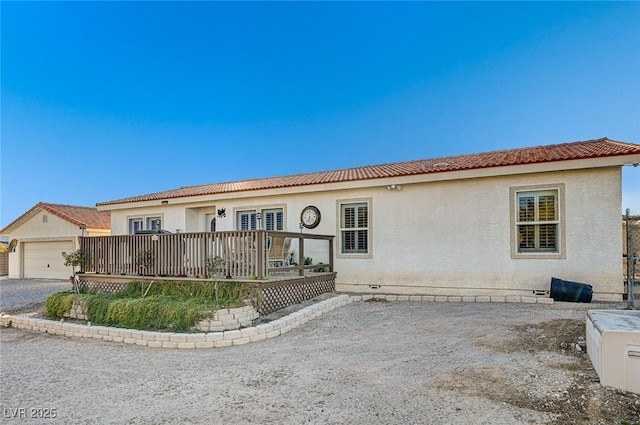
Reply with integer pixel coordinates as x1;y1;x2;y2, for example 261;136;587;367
80;230;334;280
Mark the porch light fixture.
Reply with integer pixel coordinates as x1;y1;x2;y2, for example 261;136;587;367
256;212;262;229
386;184;402;191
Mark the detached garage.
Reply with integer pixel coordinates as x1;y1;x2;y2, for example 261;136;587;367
1;202;110;279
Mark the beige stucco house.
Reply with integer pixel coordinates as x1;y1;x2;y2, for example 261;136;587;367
1;203;111;279
97;138;640;301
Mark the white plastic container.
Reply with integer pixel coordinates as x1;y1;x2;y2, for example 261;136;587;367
586;310;640;394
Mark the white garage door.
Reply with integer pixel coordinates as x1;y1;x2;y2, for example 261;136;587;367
23;241;74;279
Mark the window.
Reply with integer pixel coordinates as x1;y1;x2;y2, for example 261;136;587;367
147;217;162;231
237;210;257;230
263;209;284;231
129;218;144;234
513;188;562;255
128;215;163;234
340;202;369;254
236;208;284;230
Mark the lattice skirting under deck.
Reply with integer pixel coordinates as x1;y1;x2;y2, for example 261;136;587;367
77;273;337;316
257;273;336;315
77;276;130;293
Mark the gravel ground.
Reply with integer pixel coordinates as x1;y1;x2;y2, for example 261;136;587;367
1;281;639;425
0;278;71;313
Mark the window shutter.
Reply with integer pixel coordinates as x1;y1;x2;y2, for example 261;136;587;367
515;190;559;253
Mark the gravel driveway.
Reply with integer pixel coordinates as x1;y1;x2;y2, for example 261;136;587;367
0;278;71;313
1;281;639;425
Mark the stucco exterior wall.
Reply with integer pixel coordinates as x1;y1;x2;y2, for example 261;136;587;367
335;168;622;301
106;167;623;300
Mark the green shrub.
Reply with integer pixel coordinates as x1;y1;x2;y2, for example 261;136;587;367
87;295;215;331
84;293;112;323
46;280;258;332
120;280;251;306
45;292;81;319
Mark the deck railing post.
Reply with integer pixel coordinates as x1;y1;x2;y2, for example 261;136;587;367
328;236;334;273
256;230;265;279
80;237;87;273
298;235;305;276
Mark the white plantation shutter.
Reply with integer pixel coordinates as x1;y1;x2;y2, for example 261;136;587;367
340;202;368;254
516;190;559;253
237;210;257;230
263;209;283;231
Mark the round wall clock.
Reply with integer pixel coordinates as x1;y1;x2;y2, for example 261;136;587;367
301;206;321;229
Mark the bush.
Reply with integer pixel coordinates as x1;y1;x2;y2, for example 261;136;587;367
87;296;206;332
120;280;251;304
45;280;258;332
45;292;82;319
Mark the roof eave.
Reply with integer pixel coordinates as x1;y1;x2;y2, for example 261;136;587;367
97;152;640;211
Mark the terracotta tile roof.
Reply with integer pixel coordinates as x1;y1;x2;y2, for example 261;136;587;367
98;137;640;207
1;202;111;233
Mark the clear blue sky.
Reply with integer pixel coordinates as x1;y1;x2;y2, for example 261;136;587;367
2;1;639;228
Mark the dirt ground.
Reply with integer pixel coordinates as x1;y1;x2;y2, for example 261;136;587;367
1;297;639;425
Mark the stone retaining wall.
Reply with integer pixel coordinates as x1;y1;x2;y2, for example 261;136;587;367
64;299;88;321
359;294;555;304
0;293;554;350
196;306;259;331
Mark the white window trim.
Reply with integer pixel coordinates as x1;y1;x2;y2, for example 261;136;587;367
236;209;257;231
336;197;372;259
127;214;165;234
510;184;565;259
129;218;143;235
234;205;286;231
146;216;162;231
262;208;284;231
